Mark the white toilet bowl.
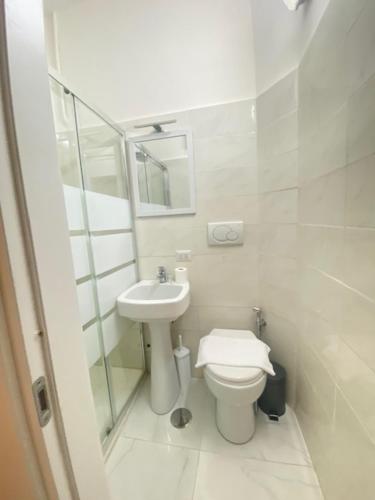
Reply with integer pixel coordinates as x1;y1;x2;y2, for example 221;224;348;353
203;329;267;444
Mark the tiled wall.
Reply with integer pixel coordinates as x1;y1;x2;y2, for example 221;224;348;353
295;0;375;498
257;71;299;405
124;100;259;376
126;3;375;494
258;0;375;497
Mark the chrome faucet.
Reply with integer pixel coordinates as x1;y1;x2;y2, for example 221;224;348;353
252;306;267;338
157;266;168;283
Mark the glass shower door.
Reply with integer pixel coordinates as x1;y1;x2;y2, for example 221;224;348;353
74;99;144;424
49;77;144;443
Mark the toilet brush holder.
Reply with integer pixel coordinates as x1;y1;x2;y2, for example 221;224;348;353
171;336;192;429
174;342;191;392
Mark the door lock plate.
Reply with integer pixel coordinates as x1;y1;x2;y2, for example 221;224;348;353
32;376;51;427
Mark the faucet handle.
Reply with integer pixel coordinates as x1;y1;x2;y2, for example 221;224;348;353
252;306;261;314
157;266;168;283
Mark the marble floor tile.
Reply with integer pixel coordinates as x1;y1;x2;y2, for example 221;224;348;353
122;378;210;450
122;377;311;466
193;452;322;500
108;438;199;500
105;436;134;476
108;377;322;500
200;396;312;466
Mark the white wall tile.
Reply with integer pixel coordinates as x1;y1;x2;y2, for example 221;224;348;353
344;228;375;300
195;195;259;225
294;2;375;498
188;100;256;139
135;217;193;258
261;189;298;224
260;224;297;258
326;391;375;500
70;235;90;279
259;282;299;327
97;264;137;316
299;225;345;280
347;74;375;163
198;306;254;335
261;310;298;405
341;287;375;373
86;191;132;231
194;134;256;172
300;267;343;329
346;154;375;228
257;71;297;129
92;233;135;275
76;280;97;325
345;0;375;94
196;164;258;198
188;254;258;308
299;340;336;419
299;105;347;185
299;168;346;226
259;149;298;193
173;305;200;331
260;255;297;293
258;111;298;161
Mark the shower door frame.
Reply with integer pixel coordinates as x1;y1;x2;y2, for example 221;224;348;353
49;71;145;448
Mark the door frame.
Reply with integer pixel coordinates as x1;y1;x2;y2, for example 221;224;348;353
0;1;111;498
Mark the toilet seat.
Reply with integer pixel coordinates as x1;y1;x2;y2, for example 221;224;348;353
205;329;264;384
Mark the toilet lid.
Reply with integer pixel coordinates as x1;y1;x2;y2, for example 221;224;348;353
205;329;265;384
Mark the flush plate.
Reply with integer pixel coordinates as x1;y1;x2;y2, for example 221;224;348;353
207;221;244;246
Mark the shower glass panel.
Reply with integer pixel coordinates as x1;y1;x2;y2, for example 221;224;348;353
147;159;168;206
49;77;144;444
135;144;169;206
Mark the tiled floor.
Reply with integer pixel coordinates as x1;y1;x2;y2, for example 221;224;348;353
106;377;323;500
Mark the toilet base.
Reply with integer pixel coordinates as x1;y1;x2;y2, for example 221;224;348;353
216;399;255;444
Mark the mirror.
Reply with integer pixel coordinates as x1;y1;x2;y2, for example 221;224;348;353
127;131;195;217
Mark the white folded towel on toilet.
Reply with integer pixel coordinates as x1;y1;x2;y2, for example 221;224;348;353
195;335;275;375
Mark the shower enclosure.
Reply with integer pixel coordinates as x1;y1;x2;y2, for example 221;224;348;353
135;144;171;207
49;76;144;444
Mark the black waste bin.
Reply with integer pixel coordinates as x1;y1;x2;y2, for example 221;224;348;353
258;362;286;421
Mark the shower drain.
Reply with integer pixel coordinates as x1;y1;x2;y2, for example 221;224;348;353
170;408;192;428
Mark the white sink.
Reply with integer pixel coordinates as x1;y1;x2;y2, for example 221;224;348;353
117;280;190;322
117;280;190;414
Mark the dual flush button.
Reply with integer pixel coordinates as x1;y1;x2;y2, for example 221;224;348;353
207;221;244;246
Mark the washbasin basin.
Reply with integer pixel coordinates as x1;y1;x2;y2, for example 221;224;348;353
117;280;190;322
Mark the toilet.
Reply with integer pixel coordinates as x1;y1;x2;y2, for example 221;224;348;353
203;328;267;444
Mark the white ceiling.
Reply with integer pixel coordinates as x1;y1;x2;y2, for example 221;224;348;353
250;0;329;95
44;0;329;117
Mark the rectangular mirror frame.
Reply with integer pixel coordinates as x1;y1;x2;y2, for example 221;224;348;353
127;130;196;217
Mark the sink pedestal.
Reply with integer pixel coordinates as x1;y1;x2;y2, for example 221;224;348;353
149;321;180;414
117;280;190;414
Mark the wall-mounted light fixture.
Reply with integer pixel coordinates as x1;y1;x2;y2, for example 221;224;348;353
282;0;307;11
